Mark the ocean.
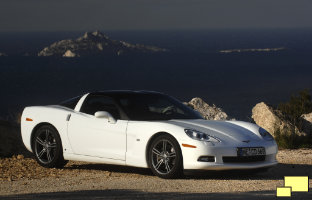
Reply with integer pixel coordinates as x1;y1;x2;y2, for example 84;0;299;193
0;29;312;120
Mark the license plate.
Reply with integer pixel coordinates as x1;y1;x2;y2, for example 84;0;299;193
237;147;265;156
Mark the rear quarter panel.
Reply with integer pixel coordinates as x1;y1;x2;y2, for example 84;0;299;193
21;105;74;154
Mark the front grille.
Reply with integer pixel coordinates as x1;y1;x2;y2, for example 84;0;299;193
223;155;265;163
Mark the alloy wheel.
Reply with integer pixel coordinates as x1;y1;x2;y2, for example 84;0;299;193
151;139;177;175
34;129;57;164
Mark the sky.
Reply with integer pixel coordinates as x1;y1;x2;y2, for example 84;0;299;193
1;0;312;32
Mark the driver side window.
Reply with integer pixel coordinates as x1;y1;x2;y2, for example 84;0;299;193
80;95;120;119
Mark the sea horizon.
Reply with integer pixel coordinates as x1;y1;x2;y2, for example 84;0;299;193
1;28;312;121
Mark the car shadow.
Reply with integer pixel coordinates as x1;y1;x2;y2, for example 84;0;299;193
64;162;312;180
66;163;154;176
1;189;311;200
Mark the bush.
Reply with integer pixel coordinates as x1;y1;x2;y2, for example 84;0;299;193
278;89;312;130
274;129;312;149
274;89;312;149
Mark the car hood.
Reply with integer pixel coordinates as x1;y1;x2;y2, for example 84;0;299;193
166;119;262;143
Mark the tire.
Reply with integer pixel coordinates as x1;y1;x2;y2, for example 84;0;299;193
148;134;183;179
32;125;68;168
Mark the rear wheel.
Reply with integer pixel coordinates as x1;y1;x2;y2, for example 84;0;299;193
148;134;183;179
32;125;68;168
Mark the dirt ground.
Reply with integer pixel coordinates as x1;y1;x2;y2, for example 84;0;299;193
0;149;312;199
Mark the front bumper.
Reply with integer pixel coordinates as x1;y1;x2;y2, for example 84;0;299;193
181;140;278;170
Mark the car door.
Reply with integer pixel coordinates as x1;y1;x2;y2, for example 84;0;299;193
67;94;127;160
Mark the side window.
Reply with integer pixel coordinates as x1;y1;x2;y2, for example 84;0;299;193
80;95;120;119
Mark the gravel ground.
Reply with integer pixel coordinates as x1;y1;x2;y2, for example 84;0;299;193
1;149;312;199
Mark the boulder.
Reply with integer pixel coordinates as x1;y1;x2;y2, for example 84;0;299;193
302;112;312;123
252;102;305;137
301;112;312;135
186;97;229;120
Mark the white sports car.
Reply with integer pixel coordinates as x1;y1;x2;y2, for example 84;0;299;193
21;91;278;178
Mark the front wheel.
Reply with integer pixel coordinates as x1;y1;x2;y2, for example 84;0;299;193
32;125;68;168
148;134;183;179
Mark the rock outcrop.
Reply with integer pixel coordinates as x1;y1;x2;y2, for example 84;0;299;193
186;97;229;120
252;102;307;137
301;112;312;135
38;31;166;57
302;112;312;123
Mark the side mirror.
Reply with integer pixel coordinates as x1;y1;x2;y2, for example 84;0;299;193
94;111;117;124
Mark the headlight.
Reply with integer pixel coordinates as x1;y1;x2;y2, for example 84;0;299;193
184;129;221;143
259;127;274;141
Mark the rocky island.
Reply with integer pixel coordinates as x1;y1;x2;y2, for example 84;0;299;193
219;47;286;53
0;52;8;57
38;31;167;57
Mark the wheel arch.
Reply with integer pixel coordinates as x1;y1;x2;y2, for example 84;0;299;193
145;131;183;168
30;122;59;151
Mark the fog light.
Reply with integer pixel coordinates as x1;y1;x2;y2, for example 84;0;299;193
198;156;215;162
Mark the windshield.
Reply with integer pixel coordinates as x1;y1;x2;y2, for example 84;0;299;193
59;95;82;110
116;93;203;121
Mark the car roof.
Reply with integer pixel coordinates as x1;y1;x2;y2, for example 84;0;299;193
89;90;164;96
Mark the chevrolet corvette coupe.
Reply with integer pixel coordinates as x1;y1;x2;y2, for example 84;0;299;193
21;91;278;178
